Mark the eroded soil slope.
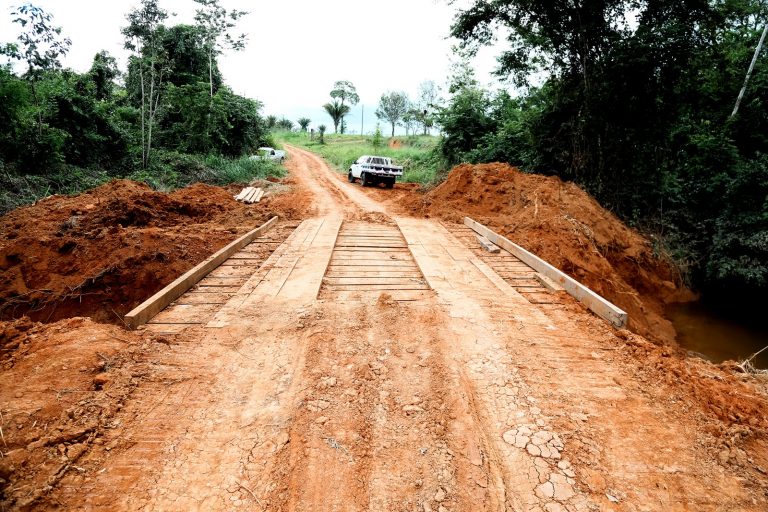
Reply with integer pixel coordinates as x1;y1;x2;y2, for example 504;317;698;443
0;179;306;324
386;163;694;343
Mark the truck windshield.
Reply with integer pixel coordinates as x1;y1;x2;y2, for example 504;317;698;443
370;157;385;165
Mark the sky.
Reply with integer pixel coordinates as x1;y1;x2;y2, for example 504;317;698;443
0;0;509;134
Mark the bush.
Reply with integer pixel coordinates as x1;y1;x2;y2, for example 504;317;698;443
203;154;286;184
125;150;286;192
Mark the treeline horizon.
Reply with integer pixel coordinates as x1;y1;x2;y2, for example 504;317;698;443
0;0;280;213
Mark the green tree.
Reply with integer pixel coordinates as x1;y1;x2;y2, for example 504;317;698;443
416;80;440;135
159;82;265;156
376;91;409;137
193;0;248;98
160;24;221;89
88;51;119;101
330;80;359;133
122;0;170;169
266;115;277;129
318;124;326;144
276;118;293;130
371;124;383;149
436;86;493;165
445;0;768;312
323;100;349;133
1;3;71;135
403;109;417;136
297;117;311;131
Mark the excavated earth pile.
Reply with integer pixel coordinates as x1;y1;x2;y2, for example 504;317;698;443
389;163;695;344
0;179;305;324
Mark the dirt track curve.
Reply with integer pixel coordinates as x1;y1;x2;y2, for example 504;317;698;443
31;146;766;511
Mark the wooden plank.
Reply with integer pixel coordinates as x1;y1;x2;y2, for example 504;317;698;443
331;252;413;260
505;279;544;288
124;216;278;329
321;290;433;302
336;242;408;250
335;244;409;249
338;233;403;238
242;188;257;203
253;189;265;203
149;303;220;324
327;284;431;291
328;261;417;267
464;217;627;327
197;276;244;286
497;272;538;280
520;291;563;305
235;187;255;201
324;277;427;285
208;265;257;278
336;237;404;243
173;292;233;305
243;188;260;204
535;273;565;292
326;270;423;278
193;285;241;293
476;234;500;253
220;259;262;266
230;249;271;258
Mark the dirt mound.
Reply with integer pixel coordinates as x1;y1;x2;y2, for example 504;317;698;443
0;316;151;509
0;179;303;324
400;163;694;343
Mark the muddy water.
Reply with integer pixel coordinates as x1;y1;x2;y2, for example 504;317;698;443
668;302;768;368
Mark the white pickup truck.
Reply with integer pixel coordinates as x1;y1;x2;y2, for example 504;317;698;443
251;147;286;163
348;155;403;188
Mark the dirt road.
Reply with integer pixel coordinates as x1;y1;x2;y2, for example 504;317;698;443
32;146;767;511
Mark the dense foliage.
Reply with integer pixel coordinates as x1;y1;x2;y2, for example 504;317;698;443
0;2;274;213
441;0;768;310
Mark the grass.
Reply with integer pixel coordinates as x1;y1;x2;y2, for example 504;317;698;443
276;131;445;186
0;151;286;215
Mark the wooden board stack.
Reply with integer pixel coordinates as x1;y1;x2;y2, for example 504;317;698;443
234;186;265;204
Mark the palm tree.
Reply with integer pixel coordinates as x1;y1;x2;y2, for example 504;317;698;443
297;117;311;131
318;124;327;144
323;100;350;133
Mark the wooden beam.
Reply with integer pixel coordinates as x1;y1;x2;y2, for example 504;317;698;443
475;234;500;253
535;273;564;292
243;188;261;204
464;217;628;328
124;216;278;329
235;187;255;201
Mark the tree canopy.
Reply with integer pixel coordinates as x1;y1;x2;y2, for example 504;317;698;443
443;0;768;312
376;91;409;137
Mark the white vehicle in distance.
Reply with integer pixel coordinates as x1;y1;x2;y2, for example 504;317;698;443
250;147;286;162
348;155;403;189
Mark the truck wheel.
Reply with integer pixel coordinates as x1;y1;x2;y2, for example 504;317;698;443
385;178;395;189
361;172;369;187
348;171;355;183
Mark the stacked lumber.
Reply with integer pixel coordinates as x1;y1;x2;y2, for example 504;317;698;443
234;187;265;204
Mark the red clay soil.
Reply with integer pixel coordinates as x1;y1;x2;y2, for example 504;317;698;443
0;179;304;325
388;163;695;344
0;316;151;508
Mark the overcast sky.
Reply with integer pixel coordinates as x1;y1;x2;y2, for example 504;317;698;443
0;0;508;134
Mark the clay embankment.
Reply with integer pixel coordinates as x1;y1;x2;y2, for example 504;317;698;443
0;179;309;324
369;163;695;344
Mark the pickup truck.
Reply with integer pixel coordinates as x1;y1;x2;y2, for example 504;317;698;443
348;155;403;188
250;147;286;162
